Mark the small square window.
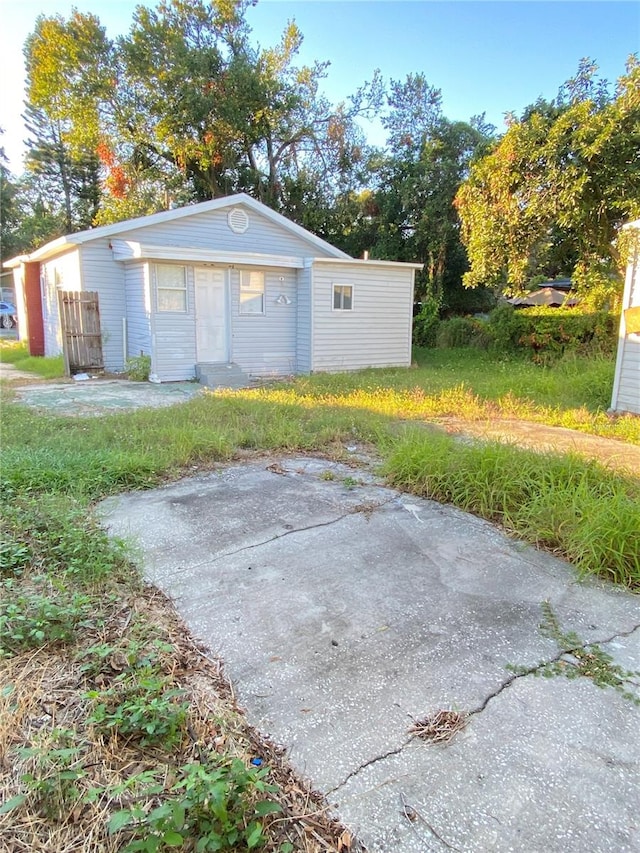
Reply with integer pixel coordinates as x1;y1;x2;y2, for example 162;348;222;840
156;264;187;312
333;284;353;311
240;270;265;315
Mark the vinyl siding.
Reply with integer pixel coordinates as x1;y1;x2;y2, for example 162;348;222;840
150;264;197;382
124;263;152;361
612;235;640;414
79;242;126;371
12;268;26;341
615;340;640;412
296;266;312;374
310;263;414;372
231;267;297;376
122;204;333;259
41;250;82;357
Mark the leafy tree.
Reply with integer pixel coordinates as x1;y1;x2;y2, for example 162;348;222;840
20;0;381;225
0;136;22;263
344;75;495;311
456;57;640;307
23;12;112;232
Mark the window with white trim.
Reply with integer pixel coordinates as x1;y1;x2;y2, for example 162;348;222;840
156;264;187;312
333;284;353;311
239;270;265;315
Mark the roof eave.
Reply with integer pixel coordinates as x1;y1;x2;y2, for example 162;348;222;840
310;257;424;271
5;193;351;265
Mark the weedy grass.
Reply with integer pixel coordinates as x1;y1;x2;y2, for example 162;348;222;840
0;341;65;379
384;429;640;587
1;347;639;851
223;349;639;444
0;396;372;852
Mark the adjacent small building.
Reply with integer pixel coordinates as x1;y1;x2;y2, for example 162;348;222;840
5;194;421;383
611;220;640;415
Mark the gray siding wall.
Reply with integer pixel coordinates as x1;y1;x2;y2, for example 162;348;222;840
122;205;334;258
41;250;82;357
615;339;640;413
230;267;297;376
311;264;414;372
124;263;152;361
150;264;197;382
79;242;126;371
614;251;640;414
296;266;312;374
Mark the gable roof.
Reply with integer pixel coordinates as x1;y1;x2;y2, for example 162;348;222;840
4;193;350;267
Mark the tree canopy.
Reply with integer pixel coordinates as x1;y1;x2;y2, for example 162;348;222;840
4;0;638;312
455;57;640;307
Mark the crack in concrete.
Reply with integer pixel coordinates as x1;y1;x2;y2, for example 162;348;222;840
471;621;640;716
329;622;640;795
326;737;414;795
170;498;397;575
219;497;396;559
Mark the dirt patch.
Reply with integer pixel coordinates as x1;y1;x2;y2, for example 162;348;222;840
437;417;640;476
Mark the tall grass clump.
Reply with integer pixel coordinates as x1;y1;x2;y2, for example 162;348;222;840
384;430;640;587
0;341;65;379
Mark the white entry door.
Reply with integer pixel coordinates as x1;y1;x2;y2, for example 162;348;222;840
195;267;228;362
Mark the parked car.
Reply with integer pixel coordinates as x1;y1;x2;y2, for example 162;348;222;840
0;301;17;329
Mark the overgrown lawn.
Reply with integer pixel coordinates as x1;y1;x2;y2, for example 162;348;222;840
1;347;639;852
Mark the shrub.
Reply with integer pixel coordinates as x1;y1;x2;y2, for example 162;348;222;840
436;317;490;350
412;299;440;348
126;354;151;381
487;304;618;362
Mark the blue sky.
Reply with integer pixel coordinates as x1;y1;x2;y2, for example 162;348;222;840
0;0;638;172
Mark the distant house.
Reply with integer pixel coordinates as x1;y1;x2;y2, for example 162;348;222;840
611;220;640;415
508;286;579;308
4;194;421;382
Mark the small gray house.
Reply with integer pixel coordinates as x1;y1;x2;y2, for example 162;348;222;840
611;219;640;415
6;194;421;383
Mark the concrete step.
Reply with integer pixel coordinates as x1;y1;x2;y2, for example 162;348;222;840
195;362;250;389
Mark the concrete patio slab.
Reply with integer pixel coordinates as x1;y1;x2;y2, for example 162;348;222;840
12;378;202;415
100;456;640;853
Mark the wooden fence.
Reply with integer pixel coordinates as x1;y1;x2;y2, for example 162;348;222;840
58;291;104;375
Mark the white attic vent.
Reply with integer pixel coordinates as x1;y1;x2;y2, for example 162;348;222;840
228;207;249;234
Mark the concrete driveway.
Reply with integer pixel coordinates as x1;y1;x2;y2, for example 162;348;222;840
101;455;640;853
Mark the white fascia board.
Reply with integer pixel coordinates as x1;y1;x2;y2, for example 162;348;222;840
6;238;81;266
3;254;30;269
311;257;424;271
110;240;305;269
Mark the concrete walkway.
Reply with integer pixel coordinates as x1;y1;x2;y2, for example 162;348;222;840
0;362;39;382
101;455;640;853
437;417;640;476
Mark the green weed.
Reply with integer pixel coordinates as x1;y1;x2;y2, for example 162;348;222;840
86;668;189;747
109;757;280;852
14;728;87;821
1;494;131;585
126;354;152;382
0;579;97;656
509;602;640;704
